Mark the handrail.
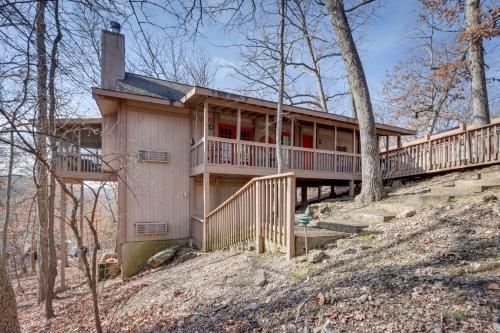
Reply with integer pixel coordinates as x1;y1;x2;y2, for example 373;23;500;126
382;120;500;178
206;172;295;218
204;172;296;259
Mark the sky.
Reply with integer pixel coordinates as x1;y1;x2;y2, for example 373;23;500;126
193;0;420;110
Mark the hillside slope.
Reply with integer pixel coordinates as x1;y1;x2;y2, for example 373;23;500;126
16;167;500;333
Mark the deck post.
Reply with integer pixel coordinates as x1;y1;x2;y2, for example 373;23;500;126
349;180;355;197
426;134;432;171
203;99;209;164
59;182;67;289
79;182;84;244
203;173;210;252
255;180;263;254
317;186;321;200
301;185;307;208
236;108;241;166
397;136;401;173
313;122;317;170
290;118;295;169
333;126;337;172
265;112;270;167
194;105;198;141
286;175;296;259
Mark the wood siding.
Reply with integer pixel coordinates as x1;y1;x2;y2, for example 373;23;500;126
124;103;191;243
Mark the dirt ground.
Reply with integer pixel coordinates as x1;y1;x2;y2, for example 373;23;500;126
14;167;500;333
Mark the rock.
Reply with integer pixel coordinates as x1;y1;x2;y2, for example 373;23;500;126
482;194;497;202
441;181;455;187
308;250;326;263
255;270;268;287
249;302;261;311
486;282;499;290
265;282;277;295
147;246;179;268
432;281;443;290
176;251;199;263
358;294;369;303
397;209;416;219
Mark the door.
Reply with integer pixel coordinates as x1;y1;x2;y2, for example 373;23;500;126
303;135;313;170
218;124;236;164
240;128;253;166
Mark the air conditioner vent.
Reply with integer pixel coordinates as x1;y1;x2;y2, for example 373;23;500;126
135;222;168;235
138;150;169;163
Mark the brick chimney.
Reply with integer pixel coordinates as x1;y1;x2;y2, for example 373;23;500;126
100;21;125;90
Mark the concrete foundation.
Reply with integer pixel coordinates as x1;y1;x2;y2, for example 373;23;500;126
121;239;188;278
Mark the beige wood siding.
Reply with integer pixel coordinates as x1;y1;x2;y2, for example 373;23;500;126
102;113;119;171
124;104;190;242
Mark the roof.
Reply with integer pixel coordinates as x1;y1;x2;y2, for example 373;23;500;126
93;73;416;136
115;73;193;101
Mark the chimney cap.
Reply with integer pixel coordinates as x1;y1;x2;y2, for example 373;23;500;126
109;21;121;33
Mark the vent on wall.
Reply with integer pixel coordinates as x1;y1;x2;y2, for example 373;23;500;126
134;222;168;235
138;150;169;163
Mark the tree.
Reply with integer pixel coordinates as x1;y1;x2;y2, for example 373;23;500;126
276;0;287;174
0;262;20;333
465;0;490;125
324;0;383;204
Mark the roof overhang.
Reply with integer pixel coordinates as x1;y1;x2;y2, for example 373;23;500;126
91;88;185;116
182;87;416;136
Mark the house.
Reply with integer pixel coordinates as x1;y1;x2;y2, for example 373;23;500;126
54;23;416;277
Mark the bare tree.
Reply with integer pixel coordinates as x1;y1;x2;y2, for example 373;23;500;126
276;0;287;174
465;0;490;125
325;0;383;204
0;261;20;333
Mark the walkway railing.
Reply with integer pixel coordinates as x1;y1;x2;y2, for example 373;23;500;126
204;172;296;259
192;136;361;175
382;119;500;178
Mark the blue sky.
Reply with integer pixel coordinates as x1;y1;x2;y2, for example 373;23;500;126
198;0;420;109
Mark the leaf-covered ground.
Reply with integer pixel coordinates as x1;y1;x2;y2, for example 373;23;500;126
15;167;500;332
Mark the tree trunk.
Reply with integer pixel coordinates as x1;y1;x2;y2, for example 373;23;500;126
34;1;52;317
325;0;383;205
46;0;62;307
0;262;21;333
1;127;15;264
465;0;490;125
275;0;287;174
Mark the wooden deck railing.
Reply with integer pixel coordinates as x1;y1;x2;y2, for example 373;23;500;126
192;136;361;174
382;120;500;178
204;172;296;259
55;152;103;173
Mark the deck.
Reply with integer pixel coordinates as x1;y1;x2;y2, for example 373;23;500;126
190;136;362;180
55;152;117;182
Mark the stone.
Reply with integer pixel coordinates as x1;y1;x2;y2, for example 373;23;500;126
432;281;443;289
176;251;200;263
249;302;261;311
308;250;326;263
147;245;179;268
397;209;416;219
265;282;277;295
255;270;268;287
358;294;369;303
482;194;497;202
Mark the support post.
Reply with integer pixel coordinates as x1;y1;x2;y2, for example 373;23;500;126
427;134;433;170
333;126;337;172
301;185;308;209
79;182;84;244
202;173;210;252
255;180;263;254
313;122;317;170
290;118;295;168
286;175;296;260
236;108;241;165
194;105;198;141
265;112;270;167
203;99;209;163
59;183;67;290
349;180;355;197
317;186;321;200
397;136;402;174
